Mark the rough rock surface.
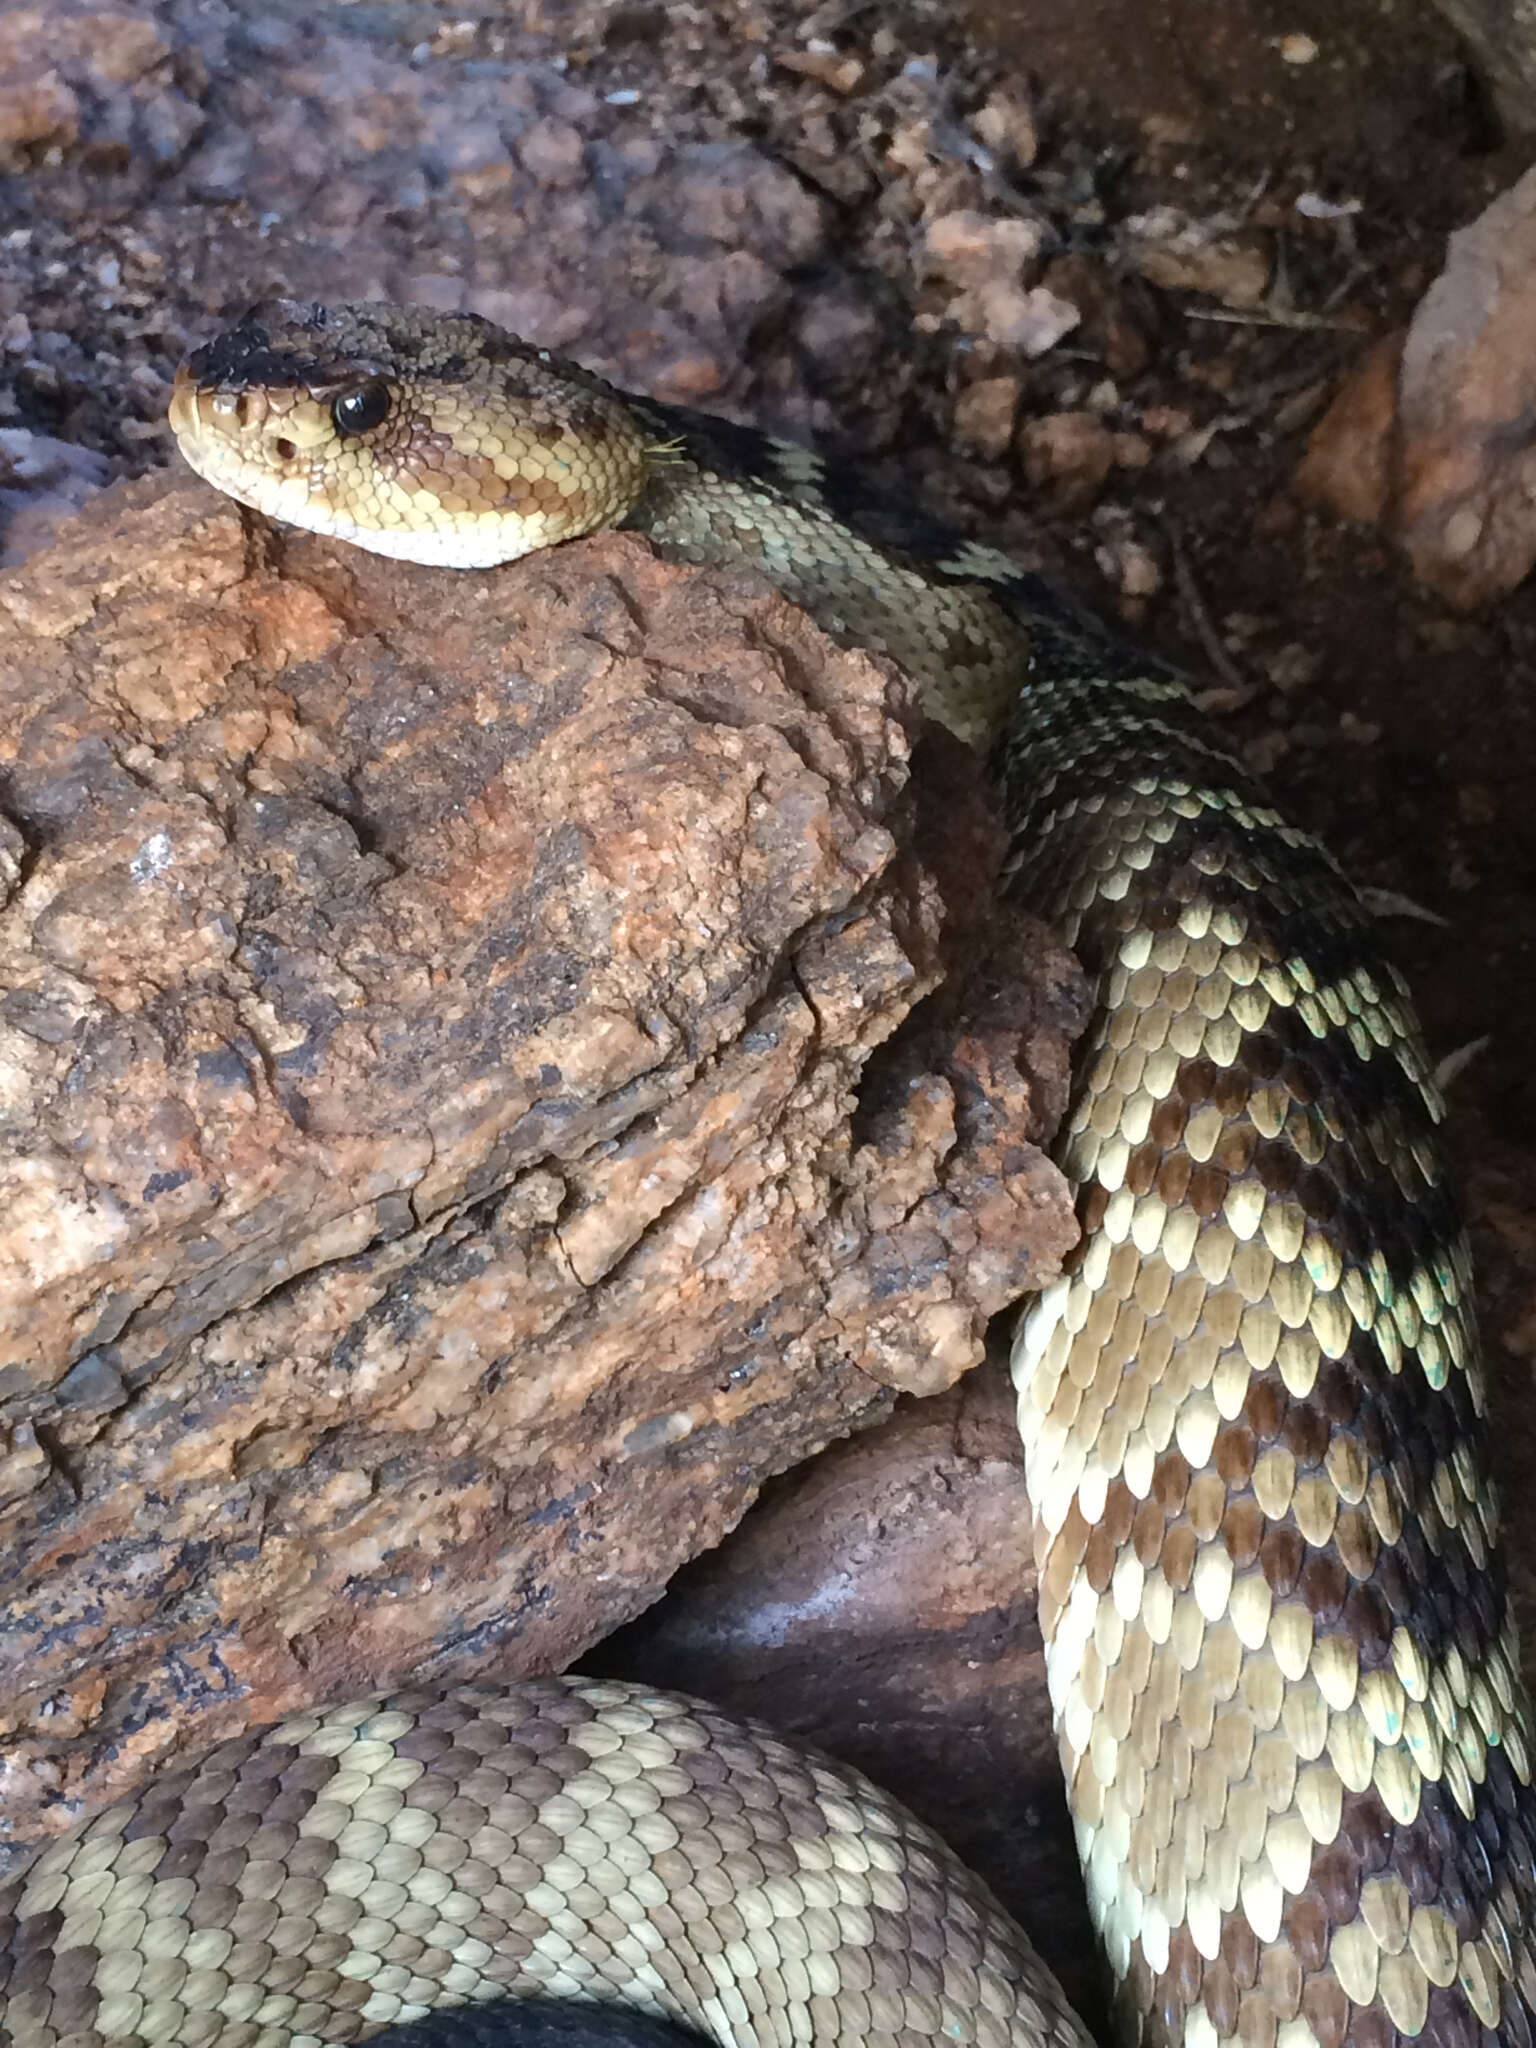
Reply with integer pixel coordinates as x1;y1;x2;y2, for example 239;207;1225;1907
1297;167;1536;611
587;1364;1104;2033
0;473;1082;1860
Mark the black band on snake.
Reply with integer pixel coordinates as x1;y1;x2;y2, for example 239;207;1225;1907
4;299;1533;2048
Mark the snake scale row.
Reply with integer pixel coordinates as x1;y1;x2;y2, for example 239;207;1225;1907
2;301;1533;2048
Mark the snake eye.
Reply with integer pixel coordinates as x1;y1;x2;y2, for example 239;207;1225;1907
331;380;391;437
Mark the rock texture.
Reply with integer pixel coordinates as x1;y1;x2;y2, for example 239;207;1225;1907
1297;167;1536;611
0;474;1081;1861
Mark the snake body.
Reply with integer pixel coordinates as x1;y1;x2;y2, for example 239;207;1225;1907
3;300;1534;2048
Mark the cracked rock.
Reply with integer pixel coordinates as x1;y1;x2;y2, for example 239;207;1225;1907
0;471;1080;1855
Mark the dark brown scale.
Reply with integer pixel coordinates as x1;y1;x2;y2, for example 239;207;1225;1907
1296;1165;1340;1223
288;1834;339;1880
1254;1140;1300;1196
1341;1581;1393;1662
121;1785;188;1841
1215;1424;1257;1486
420;1698;479;1734
1203;1959;1239;2036
1157;1152;1194;1205
1470;1561;1501;1642
1154;1451;1193;1512
1420;1991;1482;2048
1350;2004;1396;2048
196;1848;250;1891
1300;1555;1350;1622
1245;1375;1288;1441
184;1879;240;1927
1177;1058;1220;1106
1303;1973;1351;2048
1161;1524;1198;1591
1334;1509;1380;1583
1501;1991;1535;2048
1279;1055;1318;1109
1215;1124;1257;1175
1081;1182;1112;1234
1394;1822;1443;1907
1187;1164;1229;1218
1103;1479;1138;1548
3;1953;54;2000
1127;1144;1161;1197
1222;1499;1265;1567
1244;1028;1287;1080
1260;1524;1305;1595
1281;1403;1330;1468
394;1725;454;1763
1220;1913;1261;1991
1357;1389;1392;1464
1284;1895;1329;1974
1083;1522;1119;1594
1395;1507;1433;1587
1307;1840;1364;1928
1314;1360;1361;1426
203;1807;263;1852
1340;1789;1394;1873
7;1909;59;1961
1150;1097;1188;1148
1133;1498;1168;1567
200;1738;262;1779
264;1784;321;1826
1213;1067;1251;1118
1370;1543;1415;1622
1425;1998;1482;2048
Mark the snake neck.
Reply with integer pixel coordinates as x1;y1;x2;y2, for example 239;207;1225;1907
623;401;1035;750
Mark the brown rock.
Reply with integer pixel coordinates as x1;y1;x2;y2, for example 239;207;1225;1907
947;283;1080;358
971;86;1040;171
1297;171;1536;611
0;3;195;178
922;210;1046;293
1018;410;1122;511
1293;332;1404;530
0;66;78;156
774;46;865;94
1123;206;1272;311
954;376;1023;462
1394;166;1536;609
0;474;1078;1857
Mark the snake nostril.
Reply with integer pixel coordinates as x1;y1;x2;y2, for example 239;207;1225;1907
273;438;297;463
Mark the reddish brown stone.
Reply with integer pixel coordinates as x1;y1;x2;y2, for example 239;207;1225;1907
0;476;1079;1853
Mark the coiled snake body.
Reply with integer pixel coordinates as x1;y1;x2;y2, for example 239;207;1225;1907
3;301;1534;2048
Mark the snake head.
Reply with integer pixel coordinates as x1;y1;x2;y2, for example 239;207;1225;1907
168;299;652;568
